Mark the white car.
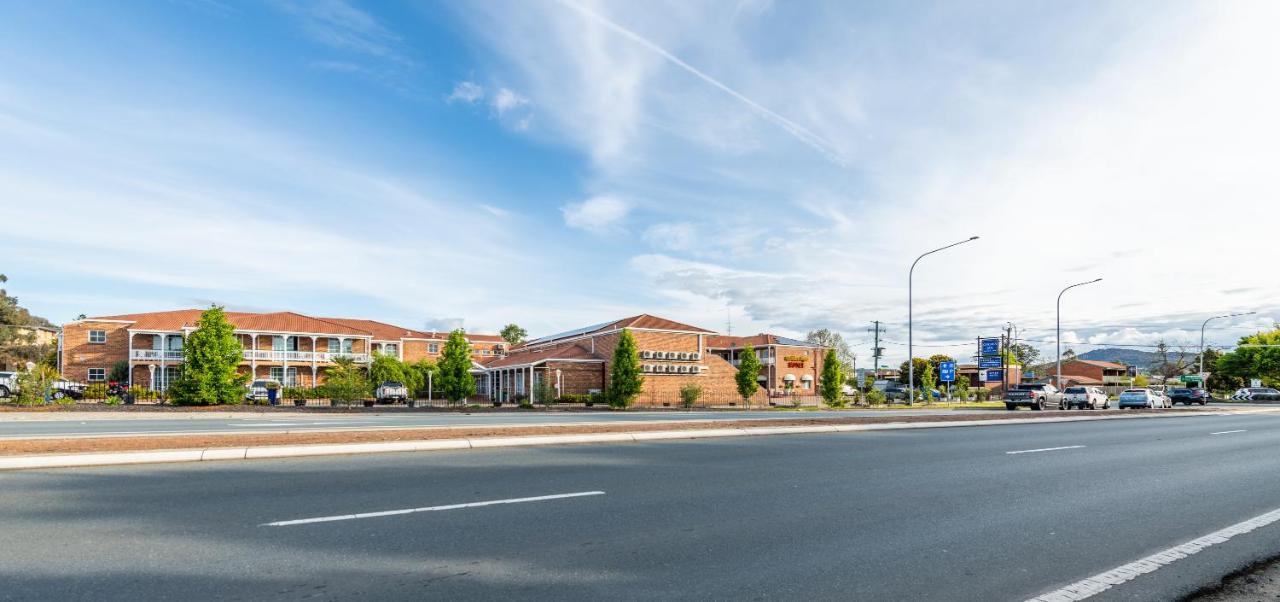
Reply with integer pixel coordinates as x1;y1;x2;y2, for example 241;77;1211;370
1063;386;1109;410
1118;388;1168;409
0;371;16;398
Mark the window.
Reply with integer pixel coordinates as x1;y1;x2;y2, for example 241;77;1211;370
269;367;298;387
382;344;398;356
274;336;298;352
88;330;106;344
88;368;106;382
428;343;440;354
328;338;352;354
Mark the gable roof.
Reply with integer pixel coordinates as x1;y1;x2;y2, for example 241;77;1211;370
485;342;603;368
85;309;499;339
1072;359;1129;370
705;333;825;349
319;318;432;341
524;314;714;347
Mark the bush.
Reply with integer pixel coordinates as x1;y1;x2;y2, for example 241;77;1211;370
558;393;590;404
103;396;122;406
679;383;703;409
975;388;990;401
83;383;109;400
865;389;887;406
587;392;606;406
128;386;156;401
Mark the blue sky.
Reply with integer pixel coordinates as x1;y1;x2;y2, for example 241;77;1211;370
2;0;1278;363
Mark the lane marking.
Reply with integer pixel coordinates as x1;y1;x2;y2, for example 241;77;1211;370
1027;506;1280;601
1006;445;1085;455
1211;429;1247;435
262;491;606;527
237;423;307;427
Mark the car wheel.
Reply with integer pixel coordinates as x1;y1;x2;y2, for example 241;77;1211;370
52;390;65;400
1103;401;1110;409
1005;403;1016;411
0;385;8;398
1199;400;1206;406
1032;399;1043;411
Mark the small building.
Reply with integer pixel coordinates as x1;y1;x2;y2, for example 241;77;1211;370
1047;360;1131;388
704;334;827;395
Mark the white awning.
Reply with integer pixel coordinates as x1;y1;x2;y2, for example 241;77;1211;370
783;374;796;381
801;375;814;381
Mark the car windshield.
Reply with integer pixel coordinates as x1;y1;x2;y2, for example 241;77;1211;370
1064;387;1086;393
1122;389;1146;394
384;381;403;387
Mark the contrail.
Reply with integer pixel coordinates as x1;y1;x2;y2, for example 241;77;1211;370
555;0;849;167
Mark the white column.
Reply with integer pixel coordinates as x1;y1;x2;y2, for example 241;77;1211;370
159;334;166;392
147;364;156;392
310;335;317;386
127;332;133;387
282;335;289;386
250;334;258;377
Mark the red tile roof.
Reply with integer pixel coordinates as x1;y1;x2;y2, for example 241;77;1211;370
1072;359;1129;370
608;314;715;333
87;309;502;341
706;334;777;348
486;342;602;368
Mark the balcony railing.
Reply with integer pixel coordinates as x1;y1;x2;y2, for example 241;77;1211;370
243;351;370;363
130;350;185;361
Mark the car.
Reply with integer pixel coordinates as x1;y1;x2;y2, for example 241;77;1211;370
1230;387;1280;401
0;371;16;398
1004;383;1066;411
1147;386;1171;407
1118;388;1162;409
245;379;281;402
1168;387;1208;405
49;380;86;401
375;380;409;404
883;385;909;402
1063;386;1109;410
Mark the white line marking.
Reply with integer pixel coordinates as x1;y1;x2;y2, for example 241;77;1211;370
237;423;306;427
1210;429;1247;435
1027;506;1280;601
262;491;606;527
1006;445;1086;455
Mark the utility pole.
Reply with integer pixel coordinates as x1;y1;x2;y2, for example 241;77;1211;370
868;321;884;375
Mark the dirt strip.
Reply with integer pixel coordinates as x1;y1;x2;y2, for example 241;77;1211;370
0;410;1207;456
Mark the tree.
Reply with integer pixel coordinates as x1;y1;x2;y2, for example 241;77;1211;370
735;345;761;407
679;383;703;409
324;356;371;407
919;361;936;404
500;324;528;346
898;358;930;387
15;365;60;406
953;369;971;401
437;329;477;404
806;329;855;373
1197;348;1242;391
1152;340;1192;380
1008;343;1042;367
606;330;644;409
0;274;56;370
819;348;844;408
108;360;130;384
369;354;408;386
1061;348;1077;362
168;306;247;406
1216;329;1280;388
407;359;437;398
1133;374;1150;387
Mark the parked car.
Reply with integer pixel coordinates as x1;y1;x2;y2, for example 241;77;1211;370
1230;387;1280;401
1168;387;1208;405
883;384;909;402
1005;383;1065;411
1063;386;1109;410
1118;388;1165;409
245;379;281;403
0;371;16;398
375;381;409;404
49;380;86;401
1147;386;1171;407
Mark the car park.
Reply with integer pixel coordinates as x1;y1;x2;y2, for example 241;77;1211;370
1118;388;1163;409
1169;387;1208;405
1230;387;1280;401
1063;386;1109;410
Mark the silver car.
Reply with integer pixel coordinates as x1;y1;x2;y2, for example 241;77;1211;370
1064;386;1109;410
1118;388;1165;409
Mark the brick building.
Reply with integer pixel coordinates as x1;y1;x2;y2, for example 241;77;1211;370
480;314;778;406
60;309;505;390
704;334;827;395
1046;359;1131;387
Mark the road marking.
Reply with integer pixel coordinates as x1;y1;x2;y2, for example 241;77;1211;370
237;423;307;427
1006;445;1085;455
262;491;606;527
1027;506;1280;601
1210;429;1247;435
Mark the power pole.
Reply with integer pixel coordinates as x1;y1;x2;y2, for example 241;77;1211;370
867;321;884;375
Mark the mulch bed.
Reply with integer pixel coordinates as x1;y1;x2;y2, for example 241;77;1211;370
0;409;1202;456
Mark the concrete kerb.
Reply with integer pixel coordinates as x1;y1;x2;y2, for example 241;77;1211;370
0;410;1256;471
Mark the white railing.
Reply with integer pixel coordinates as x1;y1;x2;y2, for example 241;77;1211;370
729;357;775;366
241;351;370;363
130;350;184;361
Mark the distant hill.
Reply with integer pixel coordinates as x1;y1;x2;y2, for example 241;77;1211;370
1077;348;1158;368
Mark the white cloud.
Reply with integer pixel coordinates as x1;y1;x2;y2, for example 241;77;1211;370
561;195;630;233
274;0;409;64
447;81;484;103
491;87;529;115
642;222;697;252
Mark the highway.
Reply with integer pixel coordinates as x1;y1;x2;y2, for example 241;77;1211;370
4;411;1280;600
0;407;1015;439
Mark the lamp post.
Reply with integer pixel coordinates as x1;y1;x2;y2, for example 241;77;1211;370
1200;311;1256;376
908;236;979;403
1057;278;1102;388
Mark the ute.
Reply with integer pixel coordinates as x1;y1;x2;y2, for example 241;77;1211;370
375;381;409;405
1004;383;1066;411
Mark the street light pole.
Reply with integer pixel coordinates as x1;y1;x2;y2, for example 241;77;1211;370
1057;278;1102;388
908;236;979;403
1200;311;1256;375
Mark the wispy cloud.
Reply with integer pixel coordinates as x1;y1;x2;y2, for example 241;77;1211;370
447;81;484;103
491;87;529;115
562;195;630;233
274;0;410;64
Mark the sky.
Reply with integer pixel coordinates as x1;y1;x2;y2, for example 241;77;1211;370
2;0;1278;365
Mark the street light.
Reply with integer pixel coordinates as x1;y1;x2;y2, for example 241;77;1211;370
1057;278;1102;388
908;236;979;403
1200;311;1256;375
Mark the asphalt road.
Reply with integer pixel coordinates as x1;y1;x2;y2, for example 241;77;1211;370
0;407;1017;439
4;411;1280;600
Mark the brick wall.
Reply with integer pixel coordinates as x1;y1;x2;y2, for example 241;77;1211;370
544;361;606;395
61;321;129;383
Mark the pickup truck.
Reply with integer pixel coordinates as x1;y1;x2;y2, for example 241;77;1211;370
0;371;16;398
1005;383;1066;411
375;381;409;405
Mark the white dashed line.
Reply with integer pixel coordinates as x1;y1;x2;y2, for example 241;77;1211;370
1006;445;1086;455
1027;506;1280;601
1210;430;1247;435
262;491;606;527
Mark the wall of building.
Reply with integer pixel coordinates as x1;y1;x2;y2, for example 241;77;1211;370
61;321;129;384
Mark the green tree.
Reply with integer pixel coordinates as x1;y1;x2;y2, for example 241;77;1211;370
369;354;408;386
437;329;476;404
324;356;371;407
1216;329;1280;387
533;373;557;406
898;358;930;387
1133;374;1150;387
679;382;703;409
953;369;971;401
606;330;644;409
735;345;761;407
1007;343;1042;367
806;328;855;374
168;306;247;406
919;362;936;404
108;360;130;384
500;323;528;346
820;348;844;408
15;365;61;406
407;359;437;398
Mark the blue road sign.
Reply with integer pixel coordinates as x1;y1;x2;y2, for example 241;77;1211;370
978;357;1003;369
938;361;956;382
980;338;1000;356
986;369;1003;382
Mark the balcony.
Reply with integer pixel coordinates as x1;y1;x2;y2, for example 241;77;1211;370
243;350;370;363
130;350;184;361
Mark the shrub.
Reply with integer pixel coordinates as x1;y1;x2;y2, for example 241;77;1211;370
587;391;606;406
679;383;703;409
975;388;990;401
128;386;155;401
103;396;122;406
15;366;60;406
559;393;590;404
865;389;887;406
83;383;109;400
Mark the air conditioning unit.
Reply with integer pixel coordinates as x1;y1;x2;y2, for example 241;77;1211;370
676;365;688;374
676;352;688;360
642;364;653;373
641;350;653;359
690;352;701;360
653;365;667;373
